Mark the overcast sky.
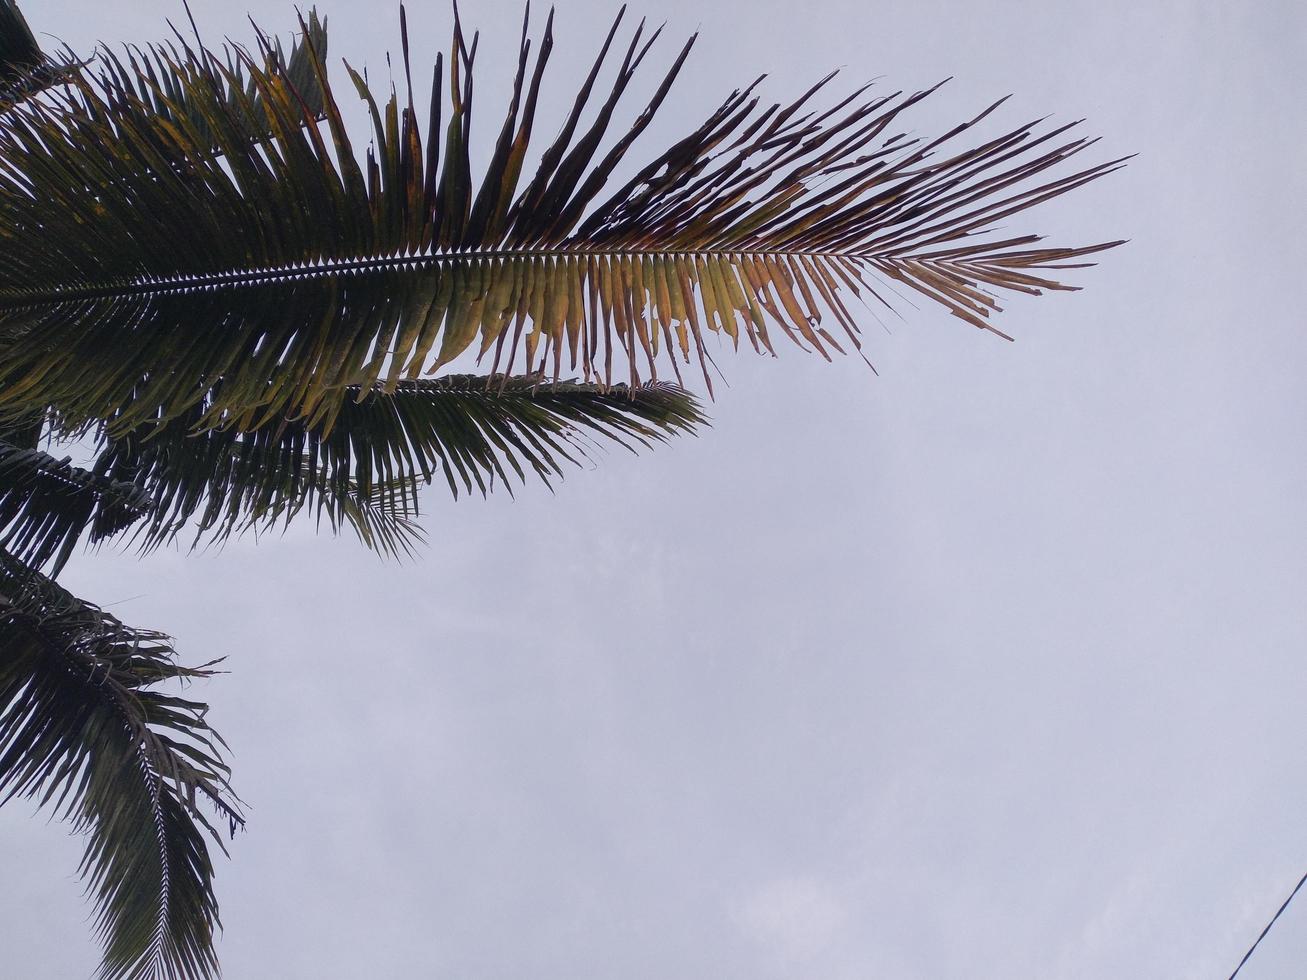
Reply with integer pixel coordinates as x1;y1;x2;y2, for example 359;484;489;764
3;1;1306;978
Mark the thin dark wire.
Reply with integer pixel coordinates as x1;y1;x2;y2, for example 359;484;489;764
1228;867;1307;980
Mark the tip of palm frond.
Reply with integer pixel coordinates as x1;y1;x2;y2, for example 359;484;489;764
623;380;709;431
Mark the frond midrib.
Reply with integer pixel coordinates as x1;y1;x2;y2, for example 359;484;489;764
0;243;1003;310
2;597;177;974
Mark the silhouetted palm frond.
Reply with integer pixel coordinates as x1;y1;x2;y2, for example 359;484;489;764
0;553;239;980
0;3;1124;441
0;439;150;573
84;374;704;555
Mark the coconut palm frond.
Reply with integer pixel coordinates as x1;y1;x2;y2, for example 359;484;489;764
0;438;150;573
0;552;239;980
85;375;704;556
0;4;1125;439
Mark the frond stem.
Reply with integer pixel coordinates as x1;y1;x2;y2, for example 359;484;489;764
0;245;976;310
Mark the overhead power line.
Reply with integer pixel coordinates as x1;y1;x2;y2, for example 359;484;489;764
1228;867;1307;979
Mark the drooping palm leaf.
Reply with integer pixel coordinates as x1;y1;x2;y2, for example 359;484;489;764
84;374;704;555
0;552;240;980
0;3;1125;442
0;438;150;573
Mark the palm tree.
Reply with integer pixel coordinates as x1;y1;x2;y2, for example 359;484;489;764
0;2;1124;977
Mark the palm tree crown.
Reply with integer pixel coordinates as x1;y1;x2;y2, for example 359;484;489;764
0;2;1124;977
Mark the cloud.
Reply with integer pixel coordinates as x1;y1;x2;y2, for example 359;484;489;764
732;877;849;963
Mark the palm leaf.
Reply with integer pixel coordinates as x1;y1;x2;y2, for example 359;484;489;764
0;551;240;980
84;374;704;556
0;3;1125;441
0;437;150;573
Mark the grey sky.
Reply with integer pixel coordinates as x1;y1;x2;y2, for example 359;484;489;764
3;0;1306;978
